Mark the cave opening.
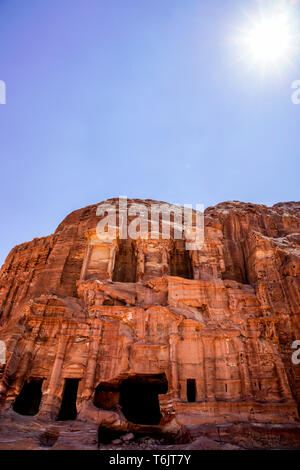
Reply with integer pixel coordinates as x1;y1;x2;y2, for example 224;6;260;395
119;374;168;425
13;377;43;416
57;378;79;421
170;241;192;279
186;379;196;402
113;239;137;282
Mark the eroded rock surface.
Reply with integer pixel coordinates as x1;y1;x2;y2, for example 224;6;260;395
0;198;299;449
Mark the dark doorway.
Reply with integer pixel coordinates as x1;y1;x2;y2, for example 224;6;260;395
57;378;79;421
13;377;43;416
187;379;196;402
170;241;192;279
119;374;168;425
113;239;137;282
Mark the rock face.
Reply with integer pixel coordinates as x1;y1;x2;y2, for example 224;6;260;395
0;198;300;450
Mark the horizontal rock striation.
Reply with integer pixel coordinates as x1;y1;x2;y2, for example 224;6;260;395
0;198;299;449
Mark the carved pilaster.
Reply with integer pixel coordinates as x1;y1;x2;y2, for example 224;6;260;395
136;245;145;281
169;319;182;400
203;337;216;401
272;346;293;400
39;330;69;418
233;336;253;400
3;334;36;404
107;244;117;280
81;333;101;401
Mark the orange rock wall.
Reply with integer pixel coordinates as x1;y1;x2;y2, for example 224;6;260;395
0;199;299;429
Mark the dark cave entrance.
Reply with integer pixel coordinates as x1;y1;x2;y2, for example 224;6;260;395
186;379;196;402
113;239;137;282
170;241;192;279
57;378;80;421
119;374;168;425
13;377;43;416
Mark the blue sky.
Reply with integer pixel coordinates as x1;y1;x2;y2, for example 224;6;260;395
0;0;299;266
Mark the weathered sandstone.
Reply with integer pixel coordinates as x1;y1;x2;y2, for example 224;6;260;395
0;198;299;449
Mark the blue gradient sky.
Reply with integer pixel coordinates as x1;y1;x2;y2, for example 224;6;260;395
0;0;299;266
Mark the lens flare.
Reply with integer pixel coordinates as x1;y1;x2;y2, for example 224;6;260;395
236;5;299;70
246;15;292;63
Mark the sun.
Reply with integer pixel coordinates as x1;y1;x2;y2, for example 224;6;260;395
238;6;298;69
246;15;292;63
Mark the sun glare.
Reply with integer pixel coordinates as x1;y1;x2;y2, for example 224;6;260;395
247;15;292;63
238;6;298;69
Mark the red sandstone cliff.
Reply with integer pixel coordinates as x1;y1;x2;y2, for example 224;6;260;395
0;199;299;450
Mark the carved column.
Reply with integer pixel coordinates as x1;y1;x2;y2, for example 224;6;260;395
40;330;69;418
268;323;292;401
120;335;133;373
136;244;145;281
80;242;92;281
161;244;170;276
169;320;181;400
4;333;36;404
273;347;292;400
203;337;216;401
107;243;117;280
13;340;35;391
81;332;101;401
189;251;200;280
233;337;253;400
196;336;206;401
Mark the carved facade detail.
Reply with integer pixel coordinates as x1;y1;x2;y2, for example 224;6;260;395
0;199;299;442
